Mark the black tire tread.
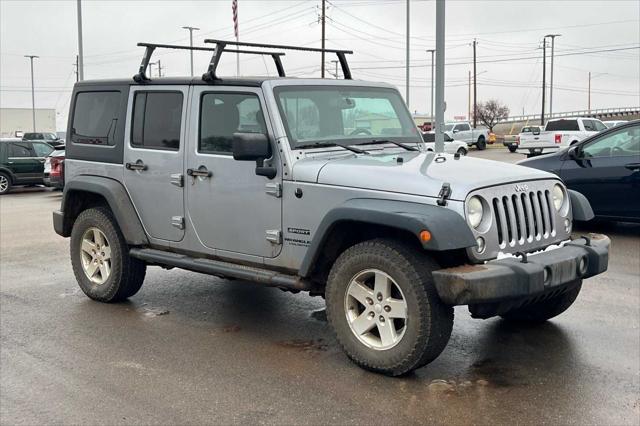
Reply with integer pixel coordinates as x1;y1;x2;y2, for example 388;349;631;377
70;207;146;302
326;238;453;376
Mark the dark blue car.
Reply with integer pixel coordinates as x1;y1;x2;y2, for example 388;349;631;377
519;120;640;222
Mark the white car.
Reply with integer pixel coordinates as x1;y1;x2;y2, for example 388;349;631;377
421;132;468;155
603;120;628;128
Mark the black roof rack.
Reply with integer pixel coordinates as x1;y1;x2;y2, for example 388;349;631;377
133;42;286;82
202;39;354;81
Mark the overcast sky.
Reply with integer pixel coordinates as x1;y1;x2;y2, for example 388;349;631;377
1;0;639;129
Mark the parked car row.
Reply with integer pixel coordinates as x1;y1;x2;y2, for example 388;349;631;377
0;138;64;194
520;120;639;222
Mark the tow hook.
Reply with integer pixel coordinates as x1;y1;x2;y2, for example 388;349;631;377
437;182;451;206
514;251;528;263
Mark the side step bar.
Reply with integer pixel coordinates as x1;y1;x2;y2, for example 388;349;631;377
129;248;312;292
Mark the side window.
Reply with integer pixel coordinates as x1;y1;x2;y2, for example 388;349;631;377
593;120;607;132
582;125;640;158
458;123;470;131
71;91;121;145
8;142;33;158
131;92;183;151
583;120;596;132
199;92;266;155
32;142;54;157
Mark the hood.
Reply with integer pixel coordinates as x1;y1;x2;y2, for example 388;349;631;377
292;152;556;201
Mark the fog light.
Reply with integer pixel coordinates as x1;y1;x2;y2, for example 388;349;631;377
476;236;486;253
564;218;572;233
578;256;588;276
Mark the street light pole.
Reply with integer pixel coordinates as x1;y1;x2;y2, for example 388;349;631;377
76;0;84;80
434;0;445;153
182;26;200;77
405;0;411;108
24;55;39;132
545;34;560;118
427;49;435;126
331;60;339;78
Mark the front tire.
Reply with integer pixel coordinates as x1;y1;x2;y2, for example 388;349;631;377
501;281;582;323
456;147;467;156
0;172;11;194
325;239;453;376
70;207;146;302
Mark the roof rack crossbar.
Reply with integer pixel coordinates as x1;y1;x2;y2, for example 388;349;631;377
133;42;285;82
203;39;354;80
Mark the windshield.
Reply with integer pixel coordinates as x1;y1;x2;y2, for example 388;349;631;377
274;86;421;148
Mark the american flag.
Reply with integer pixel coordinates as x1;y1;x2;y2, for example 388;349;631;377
232;0;239;39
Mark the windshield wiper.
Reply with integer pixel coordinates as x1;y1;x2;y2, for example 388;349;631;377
364;139;419;152
297;141;369;154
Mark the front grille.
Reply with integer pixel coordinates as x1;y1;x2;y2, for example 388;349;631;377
492;190;556;248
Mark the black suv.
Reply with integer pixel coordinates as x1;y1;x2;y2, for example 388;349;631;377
0;139;54;194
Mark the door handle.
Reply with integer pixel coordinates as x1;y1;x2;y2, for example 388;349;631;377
187;167;212;178
125;160;147;171
625;163;640;171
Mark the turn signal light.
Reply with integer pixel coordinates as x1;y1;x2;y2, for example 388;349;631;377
419;230;432;242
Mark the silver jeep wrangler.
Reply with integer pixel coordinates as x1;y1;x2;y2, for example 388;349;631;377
53;40;609;376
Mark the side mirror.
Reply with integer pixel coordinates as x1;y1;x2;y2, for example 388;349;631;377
567;145;579;160
232;132;276;179
532;128;541;135
452;129;459;134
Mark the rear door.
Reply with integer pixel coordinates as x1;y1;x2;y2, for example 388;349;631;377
561;124;640;219
6;141;42;182
454;123;472;143
123;87;188;242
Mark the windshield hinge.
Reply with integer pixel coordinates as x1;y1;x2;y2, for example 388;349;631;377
265;182;282;198
437;183;452;206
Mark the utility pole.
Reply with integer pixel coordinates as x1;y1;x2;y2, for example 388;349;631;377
541;38;547;125
468;70;471;120
149;62;156;78
427;49;435;125
472;39;477;128
434;0;445;153
182;26;200;77
76;0;84;80
545;34;560;118
331;60;339;78
25;55;38;132
588;71;591;111
321;0;326;78
157;60;163;77
405;0;410;107
73;55;79;82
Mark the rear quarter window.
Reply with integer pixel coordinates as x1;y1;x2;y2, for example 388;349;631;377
71;91;121;145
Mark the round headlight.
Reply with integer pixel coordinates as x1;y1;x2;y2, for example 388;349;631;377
466;196;483;228
552;184;565;211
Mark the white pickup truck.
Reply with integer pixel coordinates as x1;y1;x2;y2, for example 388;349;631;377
518;117;607;155
443;121;490;150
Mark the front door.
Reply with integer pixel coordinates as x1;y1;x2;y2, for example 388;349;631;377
123;87;188;242
561;124;640;219
186;87;282;258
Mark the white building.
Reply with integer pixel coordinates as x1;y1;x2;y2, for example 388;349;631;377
0;108;56;137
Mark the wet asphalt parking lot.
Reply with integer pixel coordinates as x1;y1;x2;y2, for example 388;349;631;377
1;148;639;425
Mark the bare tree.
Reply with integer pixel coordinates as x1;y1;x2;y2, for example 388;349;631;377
475;99;510;132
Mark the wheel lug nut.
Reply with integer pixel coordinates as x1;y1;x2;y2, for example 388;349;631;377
366;297;373;305
379;316;385;323
368;312;375;318
384;305;391;312
376;293;383;301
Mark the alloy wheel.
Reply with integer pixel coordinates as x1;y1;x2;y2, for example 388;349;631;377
80;227;112;285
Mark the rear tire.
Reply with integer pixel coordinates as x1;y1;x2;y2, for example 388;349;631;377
476;136;486;150
325;238;453;376
500;281;582;323
456;147;467;156
70;207;146;302
508;145;517;153
0;172;11;195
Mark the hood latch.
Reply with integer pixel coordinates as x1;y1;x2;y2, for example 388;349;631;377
437;182;451;206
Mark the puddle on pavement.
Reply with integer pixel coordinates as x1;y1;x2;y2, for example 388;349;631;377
276;338;328;352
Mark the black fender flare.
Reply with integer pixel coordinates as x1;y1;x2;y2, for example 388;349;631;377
55;176;149;245
298;198;476;277
569;189;594;221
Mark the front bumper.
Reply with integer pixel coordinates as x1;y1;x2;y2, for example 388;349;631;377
433;234;609;305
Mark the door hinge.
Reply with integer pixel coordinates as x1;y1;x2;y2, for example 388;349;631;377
265;229;282;244
171;216;185;230
265;182;282;198
170;173;184;187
